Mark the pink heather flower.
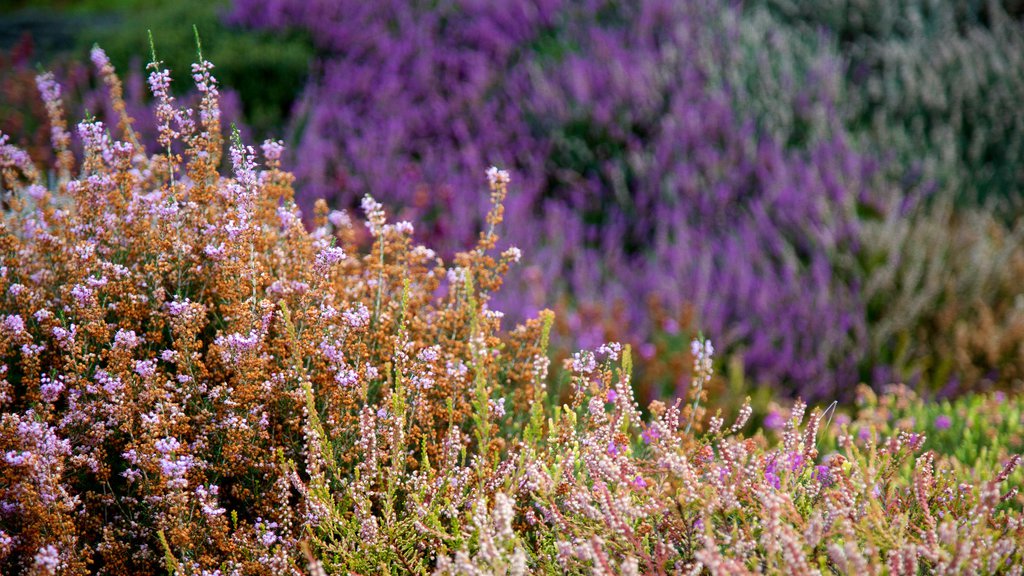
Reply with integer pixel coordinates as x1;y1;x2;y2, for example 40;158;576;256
90;46;110;70
215;331;261;362
230;140;258;194
328;210;350;228
632;475;647;489
95;370;123;395
147;65;180;148
334;367;358;387
196;484;226;517
33;544;61;574
6;450;31;466
314;246;347;273
361;195;386;236
26;184;47;200
155;436;181;454
261;139;284;164
788;451;806;472
165;298;193;316
159;453;194;489
39;375;64;403
343;303;370;329
191;59;220;126
641;427;660;444
134;359;157;378
113;329;140;350
934;415;952;430
77;120;109;158
571;351;596;375
204;243;226;260
597;342;622;361
277;206;300;229
486;166;510;188
2;314;25;337
34;73;61;104
502;246;522;263
763;410;785;431
814;465;833;487
489;398;506;419
256;518;279;547
52;323;77;350
70;284;93;306
764;457;781;490
606;389;618;403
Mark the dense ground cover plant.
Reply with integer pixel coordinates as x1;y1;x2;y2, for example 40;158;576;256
2;49;1023;575
752;0;1024;205
230;0;884;400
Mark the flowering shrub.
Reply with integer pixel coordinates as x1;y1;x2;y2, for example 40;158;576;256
860;196;1024;394
229;0;885;400
1;50;1023;575
754;0;1024;204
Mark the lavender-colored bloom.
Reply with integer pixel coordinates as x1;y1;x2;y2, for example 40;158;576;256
314;246;347;273
763;411;785;431
2;314;25;337
33;544;61;574
764;457;781;489
113;328;140;350
934;414;952;431
813;464;833;488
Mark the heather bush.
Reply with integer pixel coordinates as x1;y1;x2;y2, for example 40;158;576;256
2;50;1023;575
860;196;1024;394
753;0;1024;205
230;0;883;400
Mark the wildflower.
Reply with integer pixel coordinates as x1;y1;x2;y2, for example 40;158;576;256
51;325;76;348
489;398;506;419
327;209;350;228
134;359;157;378
39;375;64;403
192;58;220;126
342;303;370;329
763;410;785;431
113;329;141;350
486;166;510;189
764;457;781;489
261;139;284;165
2;314;25;337
314;246;347;274
934;414;952;431
33;544;61;575
572;351;596;375
361;195;386;236
70;284;94;307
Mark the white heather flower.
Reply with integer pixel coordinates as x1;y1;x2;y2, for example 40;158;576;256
502;246;522;263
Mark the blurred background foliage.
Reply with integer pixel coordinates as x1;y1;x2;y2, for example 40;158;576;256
3;0;1024;408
